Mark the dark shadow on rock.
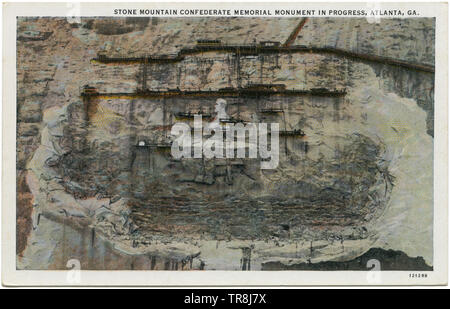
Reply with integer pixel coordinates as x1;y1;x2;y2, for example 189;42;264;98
261;248;433;271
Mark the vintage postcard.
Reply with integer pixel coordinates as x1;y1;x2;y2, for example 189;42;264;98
2;2;448;286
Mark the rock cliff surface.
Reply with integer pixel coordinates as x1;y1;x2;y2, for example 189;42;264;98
17;17;434;270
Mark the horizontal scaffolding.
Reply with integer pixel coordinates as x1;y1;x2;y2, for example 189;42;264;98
175;112;212;118
81;87;347;99
279;129;306;137
260;108;284;113
219;117;245;124
93;44;435;73
135;142;172;148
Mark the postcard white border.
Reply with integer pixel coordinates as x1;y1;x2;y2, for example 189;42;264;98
2;1;448;286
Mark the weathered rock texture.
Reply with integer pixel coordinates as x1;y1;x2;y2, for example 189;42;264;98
16;17;434;270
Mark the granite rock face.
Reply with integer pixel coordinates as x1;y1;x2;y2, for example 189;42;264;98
17;17;434;270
